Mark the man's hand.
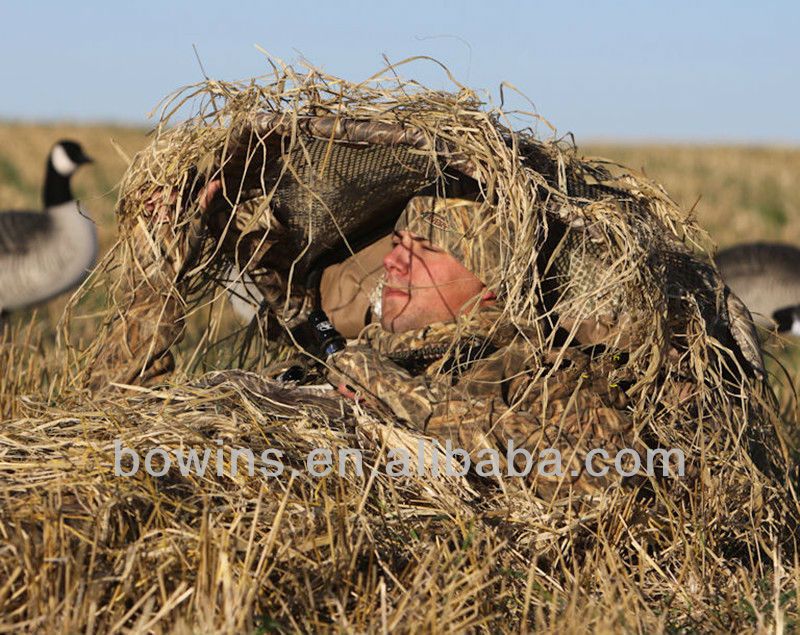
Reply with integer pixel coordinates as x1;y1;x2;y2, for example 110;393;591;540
198;179;222;211
143;178;222;221
326;344;437;426
326;345;385;403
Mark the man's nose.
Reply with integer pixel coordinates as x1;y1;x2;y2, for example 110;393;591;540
383;235;413;274
383;243;410;275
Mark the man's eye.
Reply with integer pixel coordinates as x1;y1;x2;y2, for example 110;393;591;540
421;243;443;253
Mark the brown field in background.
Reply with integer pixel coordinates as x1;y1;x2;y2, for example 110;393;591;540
3;124;797;255
1;122;799;378
584;143;800;249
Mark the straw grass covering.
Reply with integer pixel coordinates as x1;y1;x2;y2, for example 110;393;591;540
1;61;799;632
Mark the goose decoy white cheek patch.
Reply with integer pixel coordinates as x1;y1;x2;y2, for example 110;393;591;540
51;144;78;176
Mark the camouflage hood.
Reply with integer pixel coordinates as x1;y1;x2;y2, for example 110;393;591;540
393;195;504;291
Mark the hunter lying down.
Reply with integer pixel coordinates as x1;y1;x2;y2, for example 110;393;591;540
291;194;645;497
141;180;754;498
139;176;714;496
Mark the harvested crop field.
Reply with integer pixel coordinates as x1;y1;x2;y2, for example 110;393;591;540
1;81;799;635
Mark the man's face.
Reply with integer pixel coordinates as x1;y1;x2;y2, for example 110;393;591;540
380;230;487;333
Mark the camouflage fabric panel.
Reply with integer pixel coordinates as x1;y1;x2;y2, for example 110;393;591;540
425;377;643;499
328;343;643;499
328;345;442;424
542;191;764;375
220;130;436;278
545;222;622;316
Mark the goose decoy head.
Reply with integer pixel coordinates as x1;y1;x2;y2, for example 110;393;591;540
50;140;93;177
772;305;800;336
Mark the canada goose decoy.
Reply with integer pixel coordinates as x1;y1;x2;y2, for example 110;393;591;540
0;140;96;317
716;242;800;334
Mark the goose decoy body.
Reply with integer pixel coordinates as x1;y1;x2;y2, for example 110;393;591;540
0;140;96;315
716;242;800;334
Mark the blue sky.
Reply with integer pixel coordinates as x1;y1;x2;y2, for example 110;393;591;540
1;0;798;143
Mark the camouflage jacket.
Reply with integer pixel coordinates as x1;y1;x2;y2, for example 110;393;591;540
327;309;648;497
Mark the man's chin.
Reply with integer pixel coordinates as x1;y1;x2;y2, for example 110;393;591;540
379;313;401;333
380;309;413;333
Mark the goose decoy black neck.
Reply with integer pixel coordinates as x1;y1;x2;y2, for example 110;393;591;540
43;140;93;208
